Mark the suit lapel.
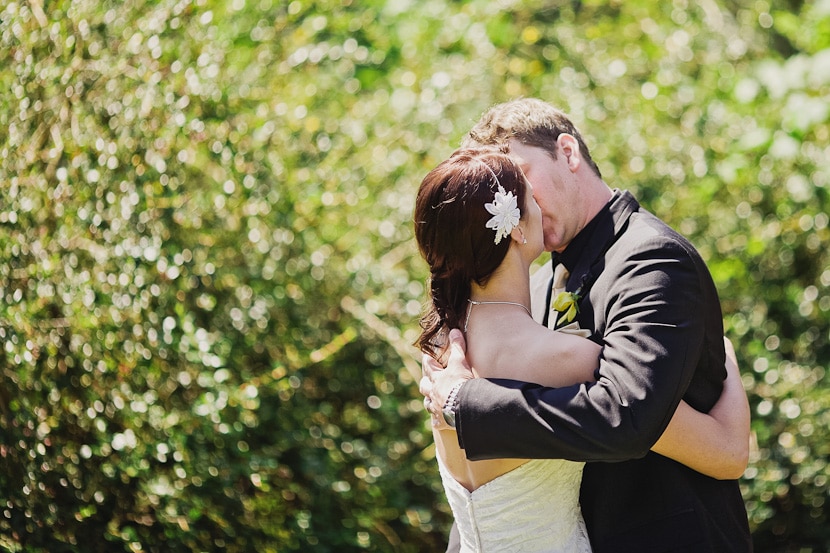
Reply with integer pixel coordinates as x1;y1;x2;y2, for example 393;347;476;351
555;191;640;333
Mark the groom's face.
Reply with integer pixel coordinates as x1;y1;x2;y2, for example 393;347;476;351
508;139;582;253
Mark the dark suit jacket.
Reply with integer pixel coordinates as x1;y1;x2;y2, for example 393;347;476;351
453;191;752;552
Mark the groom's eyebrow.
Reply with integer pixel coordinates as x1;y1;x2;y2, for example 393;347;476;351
511;155;530;173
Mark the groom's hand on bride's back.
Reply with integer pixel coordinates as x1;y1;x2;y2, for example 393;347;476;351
420;329;474;430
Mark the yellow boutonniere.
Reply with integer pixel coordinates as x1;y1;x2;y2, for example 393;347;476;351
552;291;580;324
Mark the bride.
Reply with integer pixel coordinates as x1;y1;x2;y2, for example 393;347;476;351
412;146;750;552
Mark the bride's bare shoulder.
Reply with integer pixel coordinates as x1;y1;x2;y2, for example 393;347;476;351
469;318;599;386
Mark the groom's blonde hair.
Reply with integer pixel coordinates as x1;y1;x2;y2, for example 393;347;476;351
462;98;602;179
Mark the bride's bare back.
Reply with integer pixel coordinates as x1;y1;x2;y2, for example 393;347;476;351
434;307;601;491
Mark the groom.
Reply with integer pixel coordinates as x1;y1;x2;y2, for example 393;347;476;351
422;98;752;552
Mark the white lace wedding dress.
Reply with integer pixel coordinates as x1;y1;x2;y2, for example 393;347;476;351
437;456;593;552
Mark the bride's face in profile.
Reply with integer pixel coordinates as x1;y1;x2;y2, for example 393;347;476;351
521;176;545;260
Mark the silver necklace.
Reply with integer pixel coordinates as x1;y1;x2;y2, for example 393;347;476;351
464;299;532;332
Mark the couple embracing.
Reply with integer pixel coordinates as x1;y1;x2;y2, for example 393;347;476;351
414;98;753;552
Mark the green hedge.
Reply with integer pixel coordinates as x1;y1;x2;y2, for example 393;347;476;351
1;0;828;551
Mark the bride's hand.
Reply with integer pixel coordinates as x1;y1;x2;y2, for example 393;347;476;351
420;329;474;429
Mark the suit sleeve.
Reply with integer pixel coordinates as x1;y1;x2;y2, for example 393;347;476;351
456;236;723;462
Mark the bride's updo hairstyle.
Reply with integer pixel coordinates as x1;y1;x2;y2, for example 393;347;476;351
414;146;528;358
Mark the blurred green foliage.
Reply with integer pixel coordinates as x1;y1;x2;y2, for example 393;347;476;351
0;0;827;551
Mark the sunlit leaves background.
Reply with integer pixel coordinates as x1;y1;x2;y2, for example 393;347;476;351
0;0;828;551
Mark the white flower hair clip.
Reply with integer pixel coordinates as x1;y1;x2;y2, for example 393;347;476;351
484;184;521;244
480;161;521;244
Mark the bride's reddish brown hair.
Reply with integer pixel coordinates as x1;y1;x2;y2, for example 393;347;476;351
413;146;528;358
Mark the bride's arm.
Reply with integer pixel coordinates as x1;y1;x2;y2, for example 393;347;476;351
650;337;750;480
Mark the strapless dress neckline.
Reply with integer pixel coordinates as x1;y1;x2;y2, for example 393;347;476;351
437;456;592;552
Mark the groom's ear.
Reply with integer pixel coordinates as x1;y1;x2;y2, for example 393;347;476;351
557;134;581;172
